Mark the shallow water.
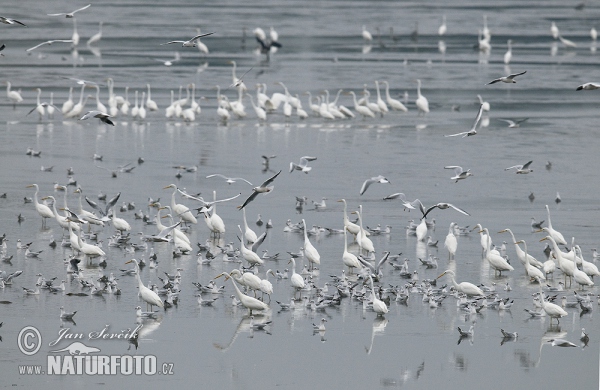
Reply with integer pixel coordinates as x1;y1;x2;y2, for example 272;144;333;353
0;1;599;389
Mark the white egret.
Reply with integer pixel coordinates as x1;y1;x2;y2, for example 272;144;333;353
515;240;545;282
87;21;102;46
242;208;258;244
347;91;374;118
368;275;388;315
111;207;131;233
6;81;23;110
574;245;600;279
437;269;483;296
477;94;490;111
415;79;429;115
482;228;514;275
438;15;447;36
540;235;574;285
362;25;373;41
338;199;360;237
215;272;268;315
288;258;305;297
342;228;361;273
26;184;54;227
62;87;74;114
382;81;407;112
543;205;567;245
126;259;164;310
353;207;374;253
499;228;544;268
238;225;263;266
444;222;458;260
164;184;197;224
302;219;320;269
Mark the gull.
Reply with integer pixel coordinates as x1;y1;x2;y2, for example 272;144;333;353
498;118;528;128
140;221;181;242
26;39;73;52
486;71;527;85
444;166;473;182
421;202;470;220
444;103;483;138
290;156;317;174
0;16;27;26
505;160;533;174
161;32;214;47
227;67;253;89
238;170;282;210
59;307;77;320
206;174;252;185
547;338;577;347
360;175;390;195
576;82;600;90
48;4;91;18
79;110;114;126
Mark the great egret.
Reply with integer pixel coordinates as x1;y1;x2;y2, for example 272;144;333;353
540;235;574;285
342;228;361;273
338;199;360;237
26;184;54;227
215;272;268;315
126;259;164;311
353;207;374;253
164;184;197;224
437;269;484;296
498;228;543;268
543;205;567;245
237;225;263;265
514;240;545;283
444;222;458;260
302;219;320;269
415;79;429;115
242;208;258;244
288;258;305;298
368;275;388;315
481;228;514;275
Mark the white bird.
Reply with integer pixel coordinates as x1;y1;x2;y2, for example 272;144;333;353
241;208;257;245
164;184;197;224
558;34;577;48
543;205;567;246
207;174;252;185
288;258;305;297
238;170;282;210
515;240;546;282
79;110;114;126
338;199;361;237
0;16;26;26
551;22;559;39
161;32;214;47
48;4;91;18
421;202;470;220
498;228;543;269
498;118;529;128
487;71;527;85
215;272;268;315
237;225;263;265
290;156;317;174
126;259;164;310
437;269;484;296
505;160;533;174
26;184;54;227
576;82;600;90
477;95;490;112
302;219;320;269
111;207;131;233
87;22;103;46
382;81;408;112
59;307;77;320
415;79;429;115
444;166;473;183
547;338;577;347
360;175;390;195
362;25;373;41
62;87;74;114
445;103;484;138
368;275;388;315
6;81;23;110
481;228;514;275
353;207;375;253
570;242;594;289
194;28;209;54
348;91;374;118
342;228;361;273
438;15;447;36
444;222;458;260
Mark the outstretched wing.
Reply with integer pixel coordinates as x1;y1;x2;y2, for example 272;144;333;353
522;160;533;169
260;169;282;187
509;70;527;79
237;191;258;210
471;103;484;131
447;203;470;216
444;131;469;138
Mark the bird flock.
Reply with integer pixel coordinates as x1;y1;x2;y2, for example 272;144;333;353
0;4;599;387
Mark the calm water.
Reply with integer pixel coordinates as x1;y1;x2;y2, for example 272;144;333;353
1;1;599;389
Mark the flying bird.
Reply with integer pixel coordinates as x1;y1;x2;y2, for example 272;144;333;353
360;175;390;195
238;170;282;210
444;103;484;138
0;16;27;26
79;110;114;126
206;174;252;185
26;39;73;52
421;202;470;220
486;71;527;85
498;118;528;128
47;4;91;18
576;82;600;90
290;156;317;174
161;32;214;47
444;166;473;182
505;160;533;174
